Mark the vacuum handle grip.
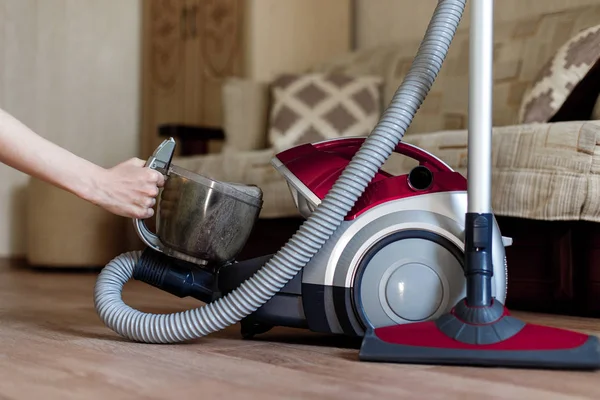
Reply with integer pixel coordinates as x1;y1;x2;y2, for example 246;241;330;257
133;138;177;253
134;219;165;253
144;137;176;173
394;142;452;172
313;137;453;172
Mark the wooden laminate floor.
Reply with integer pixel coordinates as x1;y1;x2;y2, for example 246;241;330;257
1;258;600;400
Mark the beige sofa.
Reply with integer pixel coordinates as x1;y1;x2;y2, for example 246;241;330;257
173;4;600;225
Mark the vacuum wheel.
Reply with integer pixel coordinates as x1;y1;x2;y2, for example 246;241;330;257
353;230;465;330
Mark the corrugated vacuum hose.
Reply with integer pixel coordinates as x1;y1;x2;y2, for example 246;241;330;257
94;0;467;344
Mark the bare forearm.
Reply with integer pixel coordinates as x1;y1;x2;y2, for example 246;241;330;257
0;107;105;202
0;107;164;219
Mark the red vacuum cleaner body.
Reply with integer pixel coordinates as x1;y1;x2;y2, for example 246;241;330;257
270;136;510;340
273;137;600;370
273;137;466;219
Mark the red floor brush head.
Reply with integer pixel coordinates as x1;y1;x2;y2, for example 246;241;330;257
359;303;600;370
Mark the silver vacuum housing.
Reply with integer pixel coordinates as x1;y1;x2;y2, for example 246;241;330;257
274;149;511;337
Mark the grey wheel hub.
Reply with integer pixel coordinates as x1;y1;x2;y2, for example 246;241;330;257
356;233;466;329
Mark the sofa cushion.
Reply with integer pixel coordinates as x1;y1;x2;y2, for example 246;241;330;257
519;24;600;124
267;73;383;152
313;5;600;135
397;121;600;223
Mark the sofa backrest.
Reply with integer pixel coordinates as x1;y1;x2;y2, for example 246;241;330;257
312;4;600;135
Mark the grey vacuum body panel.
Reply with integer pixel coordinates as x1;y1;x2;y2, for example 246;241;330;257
299;190;509;337
230;190;510;339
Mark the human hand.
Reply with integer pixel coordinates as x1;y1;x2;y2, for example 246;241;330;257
90;158;165;219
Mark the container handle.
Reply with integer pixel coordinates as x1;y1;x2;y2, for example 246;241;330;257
132;137;176;253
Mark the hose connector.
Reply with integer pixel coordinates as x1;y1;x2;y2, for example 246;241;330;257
133;248;218;304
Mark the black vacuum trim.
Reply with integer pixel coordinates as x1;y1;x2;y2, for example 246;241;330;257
133;248;218;304
407;165;433;190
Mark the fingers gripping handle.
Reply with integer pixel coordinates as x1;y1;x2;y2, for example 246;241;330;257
133;138;176;253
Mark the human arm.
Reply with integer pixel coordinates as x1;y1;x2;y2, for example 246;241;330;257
0;107;164;219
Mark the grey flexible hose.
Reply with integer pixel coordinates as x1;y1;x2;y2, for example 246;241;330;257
94;0;466;344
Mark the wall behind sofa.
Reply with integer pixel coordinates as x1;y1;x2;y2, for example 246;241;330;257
0;0;141;257
356;0;600;49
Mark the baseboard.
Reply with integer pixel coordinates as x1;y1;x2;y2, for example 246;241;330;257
0;256;103;271
0;256;27;268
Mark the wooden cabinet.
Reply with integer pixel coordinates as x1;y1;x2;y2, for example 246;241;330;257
140;0;244;156
140;0;352;157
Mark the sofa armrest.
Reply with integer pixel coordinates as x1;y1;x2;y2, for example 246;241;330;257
222;77;270;152
159;124;225;156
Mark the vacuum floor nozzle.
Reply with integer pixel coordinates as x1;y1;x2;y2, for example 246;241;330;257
359;316;600;370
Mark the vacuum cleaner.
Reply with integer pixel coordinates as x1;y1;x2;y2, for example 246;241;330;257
94;0;600;369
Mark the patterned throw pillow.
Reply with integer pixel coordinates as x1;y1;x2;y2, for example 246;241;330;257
519;24;600;124
267;73;382;152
